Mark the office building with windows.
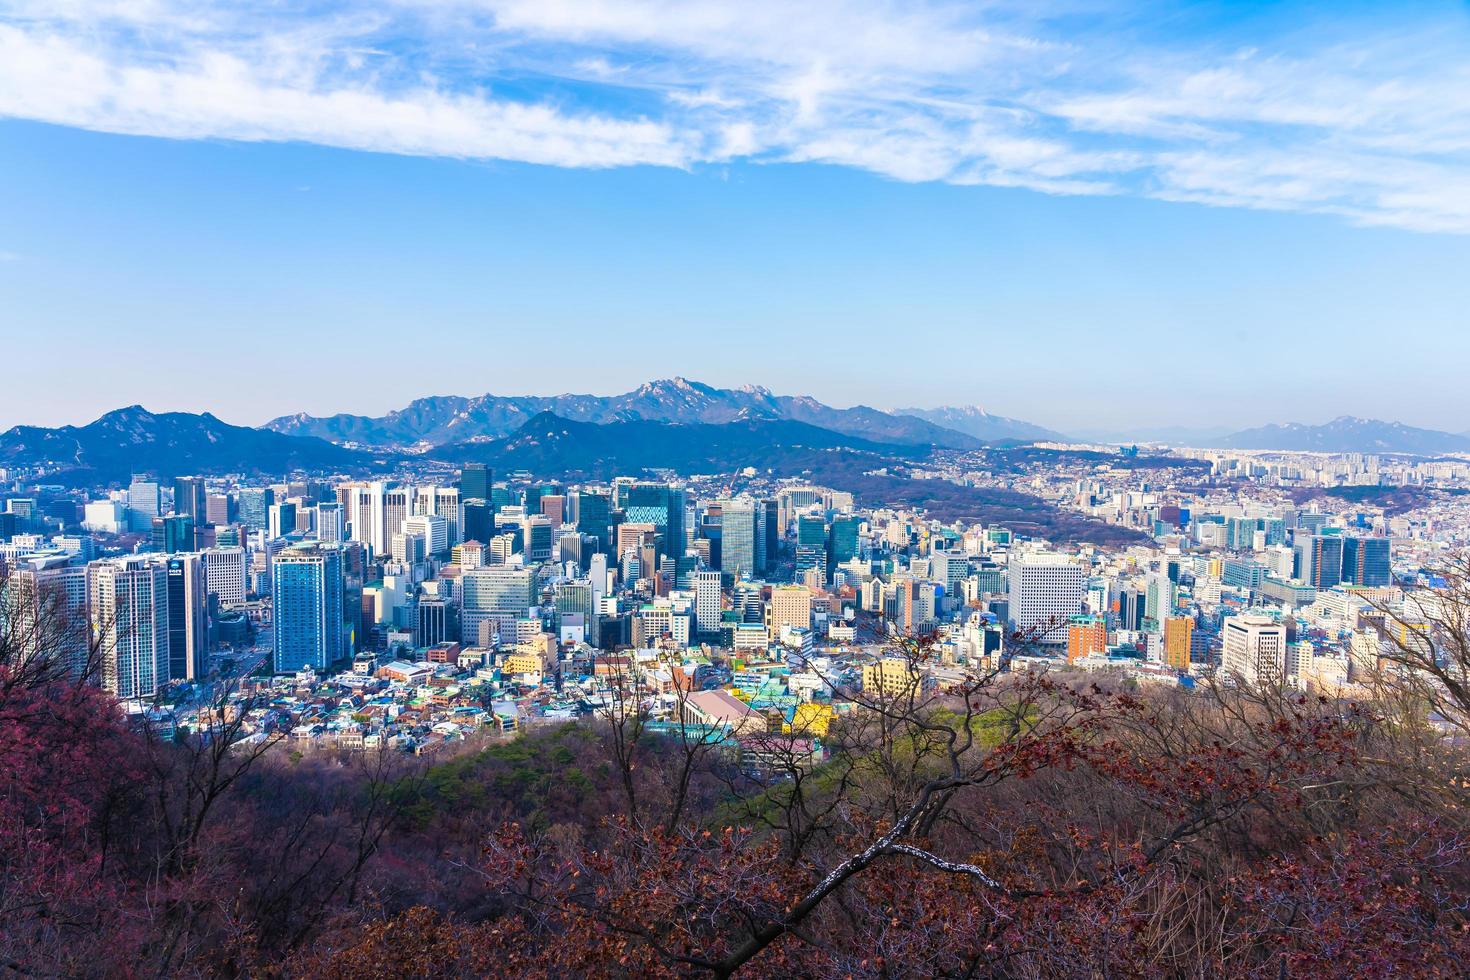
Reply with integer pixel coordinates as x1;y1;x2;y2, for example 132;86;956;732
272;542;346;673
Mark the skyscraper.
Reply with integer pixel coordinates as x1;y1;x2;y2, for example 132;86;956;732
461;566;538;645
693;568;722;635
1222;615;1287;686
348;481;389;555
402;514;450;559
272;542;346;673
1007;553;1086;645
758;498;779;573
827;514;861;570
1303;534;1345;589
173;476;207;522
165;554;208;681
1163;616;1194;670
795;514;828;583
205;493;235;526
237;487;274;532
88;556;170;700
1342;536;1391;587
462;499;494;544
202;546;248;607
521;515;553;563
719;499;757;581
624;483;686;561
316;501;345;542
128;476;162;532
460;463;493;503
575;490;611;553
268;502;297;541
0;555;89;679
151;513;195;554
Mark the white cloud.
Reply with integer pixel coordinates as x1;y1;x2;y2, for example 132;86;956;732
0;19;691;168
1;0;1468;232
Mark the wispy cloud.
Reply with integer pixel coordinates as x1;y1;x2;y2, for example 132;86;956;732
2;0;1468;231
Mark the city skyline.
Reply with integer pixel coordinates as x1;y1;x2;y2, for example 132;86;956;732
6;4;1470;972
4;1;1470;431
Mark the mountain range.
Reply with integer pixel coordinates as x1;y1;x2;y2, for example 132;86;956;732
1214;417;1470;454
432;411;924;477
892;405;1066;443
0;406;377;483
264;378;1049;451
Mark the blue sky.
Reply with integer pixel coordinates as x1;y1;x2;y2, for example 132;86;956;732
3;0;1470;434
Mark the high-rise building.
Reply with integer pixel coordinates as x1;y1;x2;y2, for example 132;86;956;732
384;488;411;554
1297;534;1345;589
315;501;345;542
151;513;195;554
267;502;297;541
1007;553;1086;645
719;499;757;581
205;493;235;526
201;546;248;607
415;596;452;647
1222;615;1287;686
237;487;274;532
1144;572;1175;624
461;566;538;645
768;585;812;640
165;554;208;681
88;556;169;699
539;494;566;526
795;514;828;583
1066;615;1108;663
575;490;611;553
756;498;779;573
173;476;207;522
272;543;346;673
521;515;553;563
0;556;89;679
390;532;426;566
402;514;450;559
463;499;494;545
413;486;461;545
930;550;968;604
348;482;389;555
828;514;861;568
624;483;686;561
433;487;461;545
1342;536;1391;587
1163;616;1194;670
128;477;162;532
459;464;493;504
693;569;722;635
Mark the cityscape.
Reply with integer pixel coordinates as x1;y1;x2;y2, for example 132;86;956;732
5;0;1470;976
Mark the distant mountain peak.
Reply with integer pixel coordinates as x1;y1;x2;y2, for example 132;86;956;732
1217;417;1470;455
1;406;375;482
895;405;1065;444
261;378;1027;451
96;404;152;422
